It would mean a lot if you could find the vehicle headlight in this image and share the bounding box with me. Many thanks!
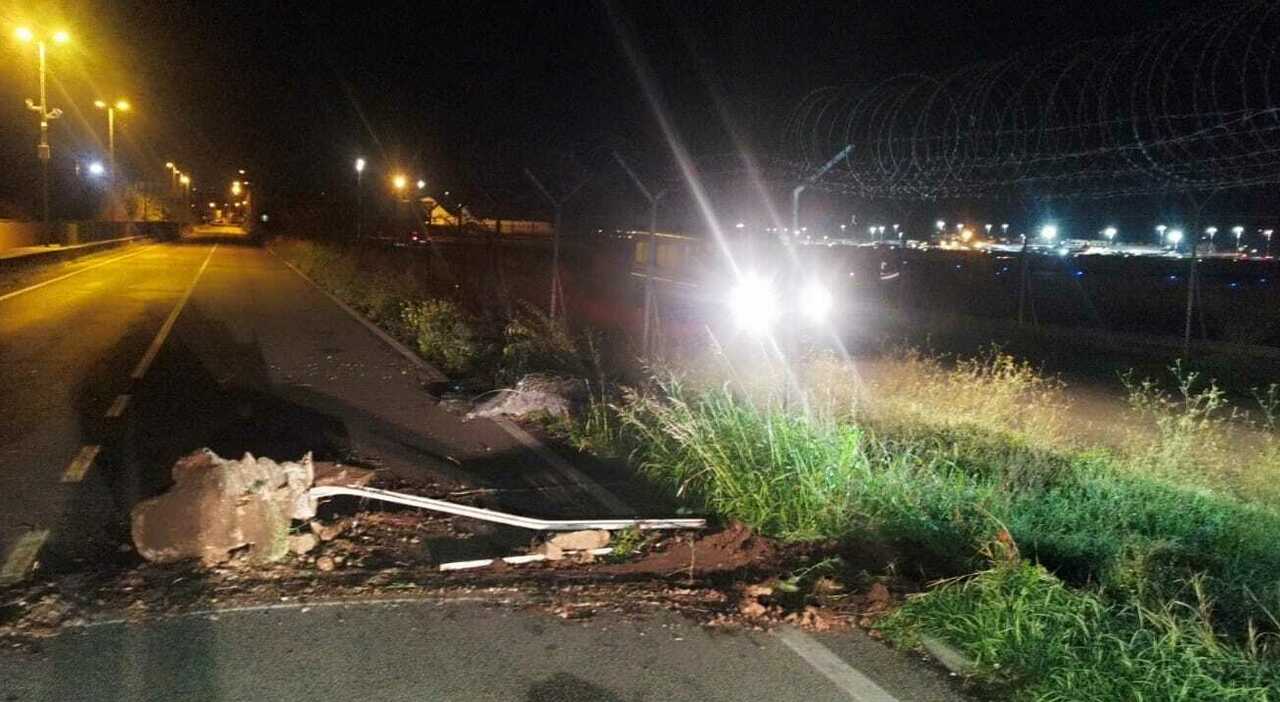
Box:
[799,281,833,324]
[729,273,778,335]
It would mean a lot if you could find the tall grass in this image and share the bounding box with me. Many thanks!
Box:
[596,357,1280,699]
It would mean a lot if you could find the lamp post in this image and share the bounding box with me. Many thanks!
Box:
[1264,229,1274,258]
[94,99,130,220]
[179,174,191,213]
[1156,224,1167,245]
[1205,227,1218,253]
[354,158,365,239]
[16,27,69,241]
[1232,226,1245,252]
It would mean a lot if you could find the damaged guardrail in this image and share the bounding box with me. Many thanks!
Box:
[309,485,706,532]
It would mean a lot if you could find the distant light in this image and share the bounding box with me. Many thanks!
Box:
[936,220,945,230]
[354,158,366,173]
[115,99,130,111]
[1233,226,1245,237]
[392,174,407,190]
[417,179,426,190]
[1040,224,1058,240]
[14,27,33,42]
[1167,229,1184,245]
[1156,224,1167,234]
[239,169,246,175]
[1001,223,1009,231]
[1206,226,1218,236]
[1103,226,1117,239]
[260,214,269,223]
[984,223,993,233]
[734,222,744,229]
[52,30,69,44]
[180,174,190,185]
[165,161,174,169]
[87,161,105,176]
[961,229,974,242]
[231,181,242,196]
[208,201,216,208]
[94,99,106,109]
[868,226,876,235]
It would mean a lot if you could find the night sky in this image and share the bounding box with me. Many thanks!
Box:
[0,1,1208,223]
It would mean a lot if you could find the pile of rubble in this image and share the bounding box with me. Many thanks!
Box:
[130,449,374,566]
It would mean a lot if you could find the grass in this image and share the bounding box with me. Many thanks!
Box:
[271,237,600,385]
[585,352,1280,700]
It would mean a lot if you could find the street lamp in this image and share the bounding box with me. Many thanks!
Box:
[354,157,366,239]
[936,219,945,232]
[1103,226,1117,244]
[231,180,242,197]
[87,161,105,177]
[15,26,70,237]
[1040,224,1058,241]
[1232,226,1245,251]
[1264,229,1274,257]
[94,99,130,220]
[416,179,426,191]
[179,173,191,210]
[1167,228,1184,252]
[1156,224,1167,244]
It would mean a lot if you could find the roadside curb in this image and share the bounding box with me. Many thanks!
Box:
[269,245,635,515]
[0,236,147,270]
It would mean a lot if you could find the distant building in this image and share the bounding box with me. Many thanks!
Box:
[420,197,552,236]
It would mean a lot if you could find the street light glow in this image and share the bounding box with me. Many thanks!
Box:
[1103,226,1117,239]
[392,174,407,190]
[87,161,104,176]
[179,174,190,185]
[15,27,33,42]
[936,220,945,230]
[1167,229,1184,245]
[52,30,69,44]
[354,157,365,173]
[115,99,130,111]
[1040,224,1058,240]
[416,179,426,190]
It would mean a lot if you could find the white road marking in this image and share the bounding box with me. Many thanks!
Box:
[775,626,901,702]
[61,445,101,482]
[0,244,155,303]
[105,393,131,418]
[271,246,635,515]
[0,529,50,585]
[131,245,216,380]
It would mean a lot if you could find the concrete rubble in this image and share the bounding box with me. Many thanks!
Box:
[466,374,587,421]
[130,450,372,566]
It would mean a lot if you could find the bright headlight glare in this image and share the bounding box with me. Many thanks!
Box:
[729,273,777,335]
[800,281,833,324]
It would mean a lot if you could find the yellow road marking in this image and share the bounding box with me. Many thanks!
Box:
[131,245,216,380]
[0,529,50,585]
[61,445,101,482]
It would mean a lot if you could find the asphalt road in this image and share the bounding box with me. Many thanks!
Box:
[0,227,969,701]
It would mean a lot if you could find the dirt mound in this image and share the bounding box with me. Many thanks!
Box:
[599,522,776,576]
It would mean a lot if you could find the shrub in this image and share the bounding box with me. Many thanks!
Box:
[401,299,479,377]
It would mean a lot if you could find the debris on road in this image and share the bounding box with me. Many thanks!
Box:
[130,450,317,565]
[309,484,705,532]
[312,462,376,488]
[466,374,586,421]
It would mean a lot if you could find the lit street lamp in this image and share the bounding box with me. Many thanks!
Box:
[1167,228,1184,252]
[1264,229,1274,258]
[15,26,70,237]
[1156,224,1167,244]
[354,157,366,239]
[1040,224,1058,241]
[1232,226,1245,251]
[1103,226,1117,245]
[94,99,130,220]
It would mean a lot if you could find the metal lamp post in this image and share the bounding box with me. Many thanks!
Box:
[94,99,130,220]
[16,27,69,241]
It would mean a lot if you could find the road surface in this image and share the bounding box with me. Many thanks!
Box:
[0,227,968,701]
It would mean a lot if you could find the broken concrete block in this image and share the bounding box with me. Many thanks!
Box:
[309,519,348,542]
[289,533,319,555]
[547,529,610,552]
[312,463,376,488]
[131,449,316,565]
[466,374,587,421]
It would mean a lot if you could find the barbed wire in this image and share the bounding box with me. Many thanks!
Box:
[773,0,1280,200]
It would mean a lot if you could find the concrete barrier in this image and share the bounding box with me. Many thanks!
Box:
[0,220,180,253]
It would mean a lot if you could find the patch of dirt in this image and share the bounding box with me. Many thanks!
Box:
[595,522,777,576]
